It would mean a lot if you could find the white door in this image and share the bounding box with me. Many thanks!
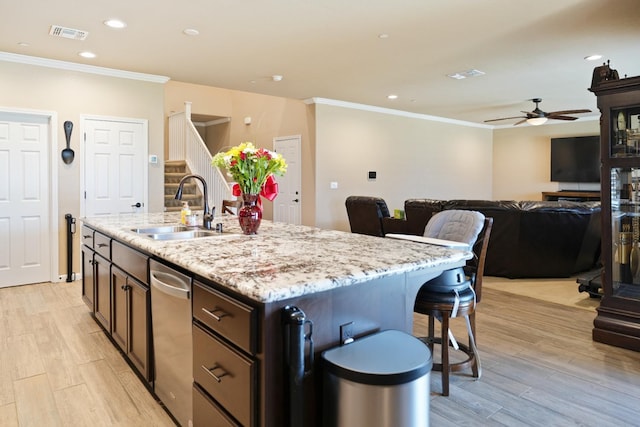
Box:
[83,117,147,216]
[273,135,301,225]
[0,112,51,287]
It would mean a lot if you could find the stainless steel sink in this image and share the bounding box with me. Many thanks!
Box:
[132,224,234,240]
[131,225,190,234]
[146,230,222,240]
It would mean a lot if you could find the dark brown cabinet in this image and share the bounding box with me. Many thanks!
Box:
[81,245,95,311]
[81,225,151,383]
[111,265,150,380]
[192,280,258,427]
[590,73,640,351]
[94,253,111,332]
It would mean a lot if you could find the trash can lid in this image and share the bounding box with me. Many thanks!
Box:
[321,330,432,386]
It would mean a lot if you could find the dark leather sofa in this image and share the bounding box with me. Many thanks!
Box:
[345,196,602,278]
[345,196,390,237]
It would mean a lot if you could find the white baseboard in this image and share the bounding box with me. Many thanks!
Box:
[57,272,79,282]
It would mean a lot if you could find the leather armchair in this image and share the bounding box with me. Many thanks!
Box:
[345,196,390,237]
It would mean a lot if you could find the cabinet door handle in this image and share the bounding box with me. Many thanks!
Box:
[201,364,228,383]
[83,234,92,239]
[201,307,228,321]
[97,243,108,248]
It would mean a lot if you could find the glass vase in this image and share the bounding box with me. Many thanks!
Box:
[238,193,262,235]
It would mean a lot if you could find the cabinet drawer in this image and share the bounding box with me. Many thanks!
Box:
[193,324,256,427]
[112,241,148,284]
[94,232,111,259]
[193,384,239,427]
[81,225,94,248]
[193,281,257,354]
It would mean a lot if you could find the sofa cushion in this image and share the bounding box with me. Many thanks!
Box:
[403,199,445,235]
[446,200,523,277]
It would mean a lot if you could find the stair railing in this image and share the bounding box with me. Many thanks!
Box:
[168,101,231,213]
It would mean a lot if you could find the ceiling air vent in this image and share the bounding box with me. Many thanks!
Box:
[49,25,89,41]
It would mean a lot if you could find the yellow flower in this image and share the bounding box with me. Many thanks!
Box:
[212,142,287,194]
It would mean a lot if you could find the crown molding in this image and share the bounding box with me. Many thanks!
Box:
[305,97,493,129]
[0,51,170,84]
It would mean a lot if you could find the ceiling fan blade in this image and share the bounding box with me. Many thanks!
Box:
[547,115,579,121]
[521,110,542,117]
[484,116,527,123]
[547,109,592,115]
[513,118,528,126]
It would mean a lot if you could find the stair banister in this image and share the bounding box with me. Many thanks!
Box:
[168,101,231,212]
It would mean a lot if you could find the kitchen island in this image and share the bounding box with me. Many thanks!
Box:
[81,212,471,426]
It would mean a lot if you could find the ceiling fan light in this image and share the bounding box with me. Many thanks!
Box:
[527,117,548,126]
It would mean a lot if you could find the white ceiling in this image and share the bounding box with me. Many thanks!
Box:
[2,0,639,126]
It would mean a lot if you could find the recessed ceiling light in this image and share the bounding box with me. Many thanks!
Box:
[447,69,485,80]
[584,54,602,61]
[17,42,30,47]
[78,51,96,59]
[447,73,466,80]
[378,33,389,39]
[272,75,283,82]
[104,19,127,29]
[387,94,398,100]
[183,28,200,36]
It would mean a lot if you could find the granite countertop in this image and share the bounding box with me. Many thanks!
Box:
[82,212,472,303]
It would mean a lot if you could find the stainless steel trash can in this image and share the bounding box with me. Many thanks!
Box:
[322,329,432,427]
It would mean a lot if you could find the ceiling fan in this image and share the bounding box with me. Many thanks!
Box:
[484,98,592,126]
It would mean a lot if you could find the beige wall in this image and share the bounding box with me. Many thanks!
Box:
[0,61,165,279]
[0,59,603,279]
[164,81,315,223]
[314,103,494,231]
[492,120,600,200]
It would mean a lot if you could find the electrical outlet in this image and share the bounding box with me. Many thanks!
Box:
[340,322,354,345]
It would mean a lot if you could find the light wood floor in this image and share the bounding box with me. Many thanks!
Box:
[2,278,639,426]
[417,276,640,426]
[0,280,174,427]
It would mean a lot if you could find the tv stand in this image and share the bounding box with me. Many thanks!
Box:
[541,191,600,202]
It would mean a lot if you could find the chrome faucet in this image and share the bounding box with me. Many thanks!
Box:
[174,174,214,230]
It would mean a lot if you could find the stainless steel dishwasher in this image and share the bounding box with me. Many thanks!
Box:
[150,259,193,427]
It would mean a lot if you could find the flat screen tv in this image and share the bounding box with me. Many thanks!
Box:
[550,135,600,183]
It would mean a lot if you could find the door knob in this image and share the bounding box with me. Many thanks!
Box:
[131,202,141,208]
[293,199,299,203]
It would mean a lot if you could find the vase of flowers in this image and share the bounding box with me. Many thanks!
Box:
[212,142,287,234]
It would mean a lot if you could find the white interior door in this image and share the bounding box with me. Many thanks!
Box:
[83,117,147,216]
[0,112,51,287]
[273,135,301,225]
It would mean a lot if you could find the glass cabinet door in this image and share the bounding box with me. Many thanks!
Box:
[610,107,640,157]
[610,166,640,300]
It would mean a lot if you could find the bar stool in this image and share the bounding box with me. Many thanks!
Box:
[222,199,242,215]
[413,211,493,396]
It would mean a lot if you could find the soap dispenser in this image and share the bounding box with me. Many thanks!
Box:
[180,202,191,225]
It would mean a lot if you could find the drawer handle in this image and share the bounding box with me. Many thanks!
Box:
[201,364,228,383]
[97,243,108,248]
[201,307,228,321]
[83,234,92,239]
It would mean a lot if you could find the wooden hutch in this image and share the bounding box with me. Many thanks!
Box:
[590,67,640,351]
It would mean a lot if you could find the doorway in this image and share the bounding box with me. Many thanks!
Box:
[273,135,301,225]
[0,109,58,287]
[82,116,148,217]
